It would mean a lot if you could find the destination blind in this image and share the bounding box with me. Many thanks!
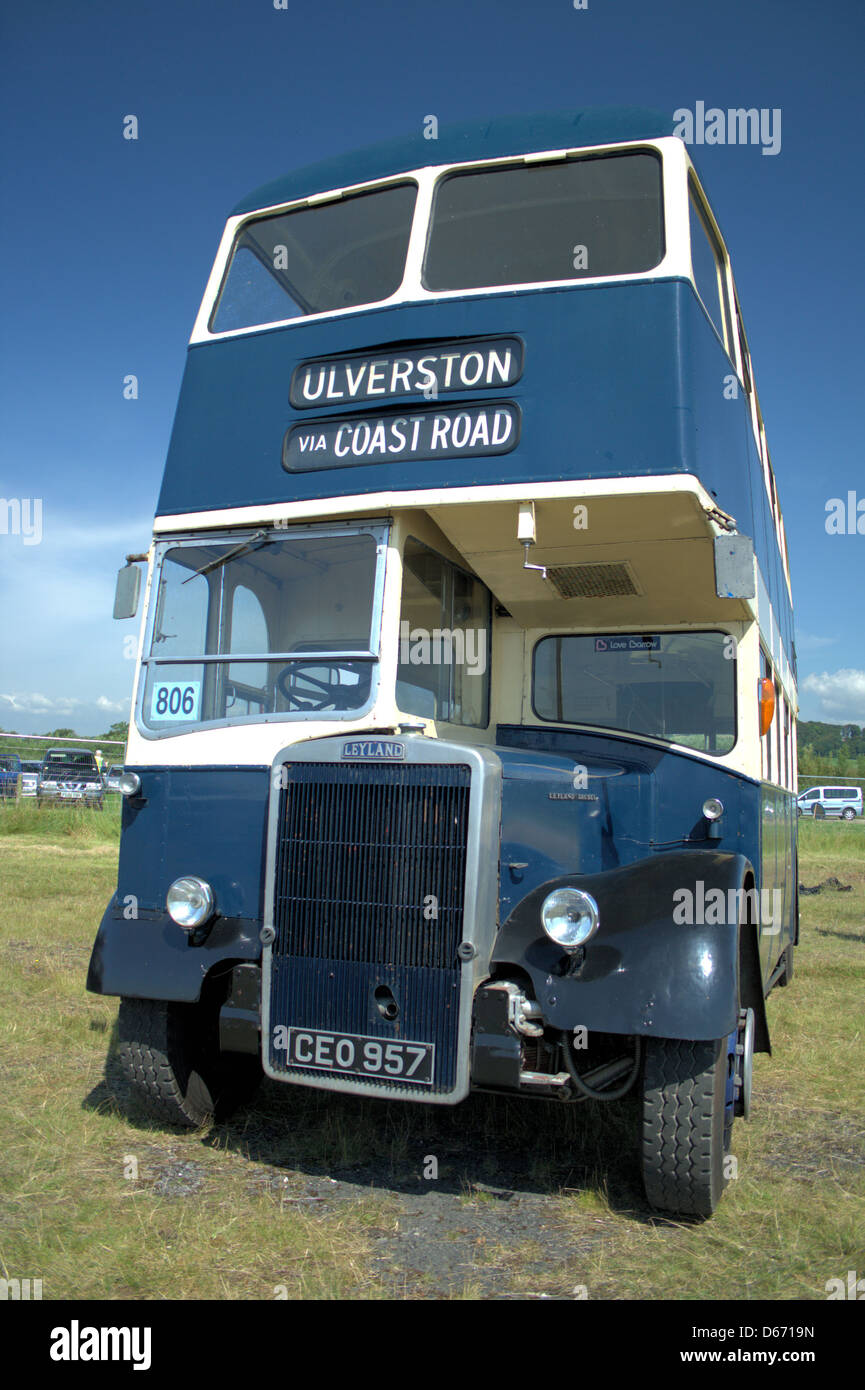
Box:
[282,402,520,471]
[290,336,522,408]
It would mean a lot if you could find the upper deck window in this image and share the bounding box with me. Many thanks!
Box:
[423,151,664,291]
[688,178,733,351]
[210,182,417,332]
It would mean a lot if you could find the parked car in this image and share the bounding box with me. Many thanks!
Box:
[797,785,863,820]
[38,748,105,810]
[0,754,22,800]
[104,764,126,792]
[21,760,41,797]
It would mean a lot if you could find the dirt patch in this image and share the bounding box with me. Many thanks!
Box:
[243,1161,620,1297]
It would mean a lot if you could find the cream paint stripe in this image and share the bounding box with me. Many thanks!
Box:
[153,473,724,533]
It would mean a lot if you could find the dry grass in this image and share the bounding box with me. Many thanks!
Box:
[0,812,862,1300]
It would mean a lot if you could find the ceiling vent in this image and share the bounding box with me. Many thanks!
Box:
[546,561,640,599]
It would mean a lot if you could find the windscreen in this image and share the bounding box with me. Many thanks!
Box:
[141,530,383,731]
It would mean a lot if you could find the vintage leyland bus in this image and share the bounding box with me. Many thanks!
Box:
[89,111,798,1217]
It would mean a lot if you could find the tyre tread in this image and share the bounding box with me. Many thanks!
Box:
[118,997,213,1128]
[641,1036,726,1218]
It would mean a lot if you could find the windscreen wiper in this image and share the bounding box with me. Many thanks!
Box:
[181,530,275,583]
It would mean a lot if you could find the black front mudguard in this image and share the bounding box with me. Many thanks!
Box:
[493,850,768,1049]
[86,897,261,1002]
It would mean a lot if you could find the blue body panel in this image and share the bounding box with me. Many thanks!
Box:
[88,766,269,1001]
[115,766,270,919]
[493,729,793,1042]
[496,727,796,957]
[495,727,764,921]
[159,279,793,670]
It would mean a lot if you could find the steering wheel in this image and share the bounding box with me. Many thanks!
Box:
[276,662,369,712]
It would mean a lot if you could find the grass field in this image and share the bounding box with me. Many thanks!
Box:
[0,800,862,1300]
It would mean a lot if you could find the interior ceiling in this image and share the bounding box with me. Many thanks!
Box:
[425,491,752,628]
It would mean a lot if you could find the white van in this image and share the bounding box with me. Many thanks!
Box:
[797,785,863,820]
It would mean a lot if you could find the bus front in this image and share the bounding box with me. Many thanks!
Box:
[89,112,796,1219]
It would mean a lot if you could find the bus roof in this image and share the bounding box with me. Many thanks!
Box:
[231,108,676,215]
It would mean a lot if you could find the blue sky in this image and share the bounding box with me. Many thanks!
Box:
[0,0,863,734]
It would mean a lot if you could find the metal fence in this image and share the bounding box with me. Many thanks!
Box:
[797,772,865,794]
[0,732,125,774]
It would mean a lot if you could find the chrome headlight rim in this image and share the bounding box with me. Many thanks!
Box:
[166,875,215,930]
[540,887,600,952]
[116,771,141,796]
[702,797,724,822]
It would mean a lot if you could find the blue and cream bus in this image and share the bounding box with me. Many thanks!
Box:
[90,110,797,1217]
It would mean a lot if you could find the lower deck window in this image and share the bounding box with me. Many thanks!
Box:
[533,631,736,753]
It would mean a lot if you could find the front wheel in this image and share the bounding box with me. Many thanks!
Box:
[641,1035,731,1218]
[117,996,261,1128]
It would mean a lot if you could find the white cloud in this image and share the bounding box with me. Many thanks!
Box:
[802,669,865,723]
[795,632,838,653]
[0,692,126,717]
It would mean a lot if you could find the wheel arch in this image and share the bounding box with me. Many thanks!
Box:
[737,867,771,1054]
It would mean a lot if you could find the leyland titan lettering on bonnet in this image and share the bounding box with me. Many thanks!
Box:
[90,110,798,1220]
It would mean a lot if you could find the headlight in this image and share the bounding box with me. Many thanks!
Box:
[540,888,599,951]
[702,797,724,821]
[166,876,215,929]
[116,771,141,796]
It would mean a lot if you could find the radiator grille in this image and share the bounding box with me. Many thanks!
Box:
[268,761,471,1095]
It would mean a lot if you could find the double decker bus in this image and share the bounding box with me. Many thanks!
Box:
[90,110,797,1218]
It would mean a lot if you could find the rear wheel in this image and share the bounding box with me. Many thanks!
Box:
[117,996,261,1128]
[842,807,855,821]
[641,1035,731,1218]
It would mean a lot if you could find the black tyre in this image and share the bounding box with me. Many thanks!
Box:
[117,996,261,1128]
[842,807,855,821]
[641,1035,730,1219]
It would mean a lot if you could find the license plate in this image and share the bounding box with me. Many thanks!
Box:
[60,787,82,798]
[284,1028,434,1084]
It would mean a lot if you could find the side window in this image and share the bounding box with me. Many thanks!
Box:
[760,649,773,782]
[733,295,753,395]
[397,538,490,727]
[782,694,791,790]
[688,178,733,354]
[779,693,786,789]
